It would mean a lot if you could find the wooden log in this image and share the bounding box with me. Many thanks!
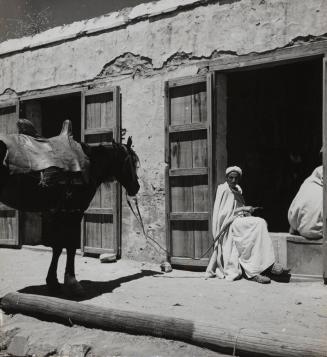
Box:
[1,292,326,357]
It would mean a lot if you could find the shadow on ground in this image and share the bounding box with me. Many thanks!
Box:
[269,273,291,283]
[18,269,162,301]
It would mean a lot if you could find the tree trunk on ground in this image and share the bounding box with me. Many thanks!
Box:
[1,292,326,357]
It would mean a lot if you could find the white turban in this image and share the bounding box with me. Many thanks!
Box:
[226,166,242,176]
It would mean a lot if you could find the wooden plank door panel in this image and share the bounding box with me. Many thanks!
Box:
[192,84,207,123]
[193,175,208,212]
[170,87,192,125]
[194,221,210,259]
[81,87,121,256]
[170,176,208,213]
[0,101,19,246]
[171,221,194,258]
[165,75,213,267]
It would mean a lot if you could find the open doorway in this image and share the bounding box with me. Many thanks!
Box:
[20,93,81,139]
[226,58,322,232]
[19,92,81,245]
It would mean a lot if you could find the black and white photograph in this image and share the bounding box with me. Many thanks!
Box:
[0,0,326,356]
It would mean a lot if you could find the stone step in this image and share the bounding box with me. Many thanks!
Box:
[270,233,323,280]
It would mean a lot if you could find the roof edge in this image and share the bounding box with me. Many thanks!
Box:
[0,0,209,57]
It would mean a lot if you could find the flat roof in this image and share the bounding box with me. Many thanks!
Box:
[0,0,206,57]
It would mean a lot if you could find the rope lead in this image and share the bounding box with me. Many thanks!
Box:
[126,193,171,258]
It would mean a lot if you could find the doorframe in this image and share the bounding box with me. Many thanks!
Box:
[18,89,84,247]
[207,39,327,72]
[206,41,327,280]
[17,86,122,257]
[19,87,83,102]
[210,51,325,190]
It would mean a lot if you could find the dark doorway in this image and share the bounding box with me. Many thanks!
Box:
[40,94,81,139]
[20,92,81,140]
[226,58,322,232]
[19,92,81,245]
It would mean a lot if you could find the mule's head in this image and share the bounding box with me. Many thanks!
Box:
[113,137,140,196]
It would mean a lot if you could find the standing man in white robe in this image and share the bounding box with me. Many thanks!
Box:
[205,166,286,284]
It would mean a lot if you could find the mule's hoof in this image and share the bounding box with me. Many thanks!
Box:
[46,278,61,294]
[64,274,85,298]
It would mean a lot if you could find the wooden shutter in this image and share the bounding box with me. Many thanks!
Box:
[81,87,121,256]
[323,57,327,283]
[165,74,214,266]
[0,101,20,246]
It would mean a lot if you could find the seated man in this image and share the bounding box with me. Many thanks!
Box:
[205,166,285,284]
[288,166,323,239]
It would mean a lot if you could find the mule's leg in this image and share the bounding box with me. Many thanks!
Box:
[61,214,86,297]
[65,247,76,276]
[46,247,62,292]
[64,247,85,297]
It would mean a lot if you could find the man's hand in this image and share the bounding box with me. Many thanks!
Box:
[234,206,263,216]
[234,206,253,214]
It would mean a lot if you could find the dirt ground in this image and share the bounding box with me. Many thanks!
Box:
[0,247,327,357]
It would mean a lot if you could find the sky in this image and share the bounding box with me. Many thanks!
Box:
[0,0,155,43]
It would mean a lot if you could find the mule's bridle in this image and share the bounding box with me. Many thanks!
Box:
[121,145,138,185]
[126,193,239,261]
[126,193,171,257]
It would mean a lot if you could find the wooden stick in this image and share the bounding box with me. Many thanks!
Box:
[1,292,326,357]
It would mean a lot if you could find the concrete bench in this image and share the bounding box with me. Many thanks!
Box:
[270,233,323,279]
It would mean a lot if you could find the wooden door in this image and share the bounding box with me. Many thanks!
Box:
[165,74,214,266]
[323,57,327,283]
[0,101,19,246]
[81,87,121,256]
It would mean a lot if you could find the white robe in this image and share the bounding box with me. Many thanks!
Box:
[288,166,323,239]
[208,182,275,281]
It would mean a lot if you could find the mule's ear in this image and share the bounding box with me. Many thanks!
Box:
[127,136,132,148]
[121,128,127,142]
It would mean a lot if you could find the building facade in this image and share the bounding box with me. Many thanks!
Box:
[0,0,326,277]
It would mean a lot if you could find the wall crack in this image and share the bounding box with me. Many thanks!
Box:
[6,32,327,97]
[96,50,239,79]
[96,31,327,81]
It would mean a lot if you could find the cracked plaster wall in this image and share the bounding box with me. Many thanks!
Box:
[0,0,327,262]
[1,0,327,94]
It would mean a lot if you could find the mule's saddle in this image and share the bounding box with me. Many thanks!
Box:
[0,119,89,185]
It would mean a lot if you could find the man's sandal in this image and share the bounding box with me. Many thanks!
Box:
[252,274,271,284]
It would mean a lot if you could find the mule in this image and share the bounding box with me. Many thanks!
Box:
[0,120,140,296]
